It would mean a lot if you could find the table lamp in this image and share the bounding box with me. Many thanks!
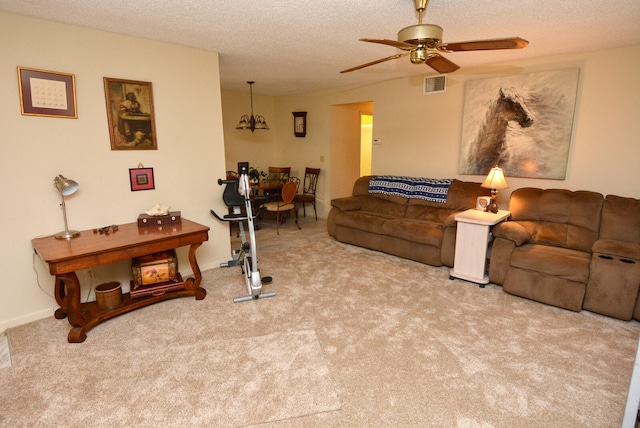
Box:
[53,174,80,239]
[481,166,509,213]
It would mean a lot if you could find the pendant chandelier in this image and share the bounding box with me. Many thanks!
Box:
[236,81,269,133]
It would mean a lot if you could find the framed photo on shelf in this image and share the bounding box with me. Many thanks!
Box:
[17,67,77,118]
[129,167,155,191]
[104,77,158,150]
[476,196,491,211]
[293,111,307,137]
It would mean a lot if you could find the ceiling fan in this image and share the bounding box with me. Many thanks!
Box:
[341,0,528,74]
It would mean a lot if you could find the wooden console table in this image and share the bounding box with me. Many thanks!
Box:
[32,219,209,343]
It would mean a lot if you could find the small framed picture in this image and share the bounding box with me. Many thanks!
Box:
[17,67,77,118]
[476,196,491,211]
[129,167,155,191]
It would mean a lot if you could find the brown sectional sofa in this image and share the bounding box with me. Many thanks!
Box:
[329,177,640,321]
[489,188,640,320]
[327,176,486,267]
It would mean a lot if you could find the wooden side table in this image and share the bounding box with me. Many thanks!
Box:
[449,209,511,286]
[32,219,209,342]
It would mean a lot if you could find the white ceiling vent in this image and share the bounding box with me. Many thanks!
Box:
[423,75,447,94]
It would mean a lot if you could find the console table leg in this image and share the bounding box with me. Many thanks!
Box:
[188,242,203,288]
[53,277,68,319]
[58,272,90,327]
[187,242,207,299]
[68,327,87,343]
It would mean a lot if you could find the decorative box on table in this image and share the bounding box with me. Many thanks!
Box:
[130,250,184,298]
[137,211,181,227]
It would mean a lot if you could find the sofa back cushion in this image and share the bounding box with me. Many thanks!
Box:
[599,195,640,243]
[351,176,408,217]
[406,180,486,222]
[508,188,604,252]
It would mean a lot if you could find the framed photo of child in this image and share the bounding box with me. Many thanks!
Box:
[104,77,158,150]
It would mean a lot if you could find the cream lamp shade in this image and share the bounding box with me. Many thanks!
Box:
[480,166,508,213]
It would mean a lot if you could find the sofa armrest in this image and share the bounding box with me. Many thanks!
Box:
[331,197,362,212]
[442,212,458,229]
[492,222,531,246]
[592,239,640,261]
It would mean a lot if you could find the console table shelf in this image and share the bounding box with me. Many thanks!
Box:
[32,219,209,343]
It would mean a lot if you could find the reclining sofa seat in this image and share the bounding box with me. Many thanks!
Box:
[583,195,640,320]
[327,176,485,267]
[489,188,604,312]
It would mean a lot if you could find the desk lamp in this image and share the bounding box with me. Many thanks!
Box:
[481,166,509,213]
[53,174,80,239]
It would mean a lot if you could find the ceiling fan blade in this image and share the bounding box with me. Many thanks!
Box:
[426,54,460,74]
[360,38,414,50]
[340,53,409,73]
[440,37,529,52]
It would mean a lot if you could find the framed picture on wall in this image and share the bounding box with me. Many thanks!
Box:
[458,68,580,179]
[129,167,155,191]
[104,77,158,150]
[17,67,77,119]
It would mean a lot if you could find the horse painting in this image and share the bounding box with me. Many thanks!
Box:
[465,87,534,175]
[459,69,579,179]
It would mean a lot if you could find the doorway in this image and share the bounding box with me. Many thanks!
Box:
[329,101,373,199]
[360,114,373,176]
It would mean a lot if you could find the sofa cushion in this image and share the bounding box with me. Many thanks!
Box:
[333,211,396,234]
[599,195,640,243]
[358,195,408,218]
[509,244,591,283]
[381,219,444,247]
[508,188,603,253]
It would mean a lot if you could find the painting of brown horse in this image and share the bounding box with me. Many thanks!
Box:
[459,69,580,179]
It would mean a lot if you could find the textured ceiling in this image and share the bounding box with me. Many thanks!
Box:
[2,0,639,96]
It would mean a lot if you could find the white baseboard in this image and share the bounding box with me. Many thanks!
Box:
[0,308,53,334]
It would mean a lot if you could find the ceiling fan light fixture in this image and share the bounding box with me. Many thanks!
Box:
[410,48,427,64]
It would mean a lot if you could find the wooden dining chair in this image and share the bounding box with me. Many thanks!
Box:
[294,167,320,220]
[266,166,291,201]
[267,166,290,183]
[262,180,300,234]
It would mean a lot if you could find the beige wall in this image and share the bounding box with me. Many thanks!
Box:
[0,13,231,330]
[224,44,640,218]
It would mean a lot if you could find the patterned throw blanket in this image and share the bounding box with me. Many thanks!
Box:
[368,176,453,203]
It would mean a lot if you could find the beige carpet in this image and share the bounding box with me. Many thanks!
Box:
[2,218,640,427]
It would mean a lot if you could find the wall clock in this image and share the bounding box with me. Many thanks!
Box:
[293,111,307,137]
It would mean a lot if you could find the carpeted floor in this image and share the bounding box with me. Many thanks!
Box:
[2,217,639,427]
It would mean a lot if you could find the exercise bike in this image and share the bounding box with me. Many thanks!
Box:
[210,162,275,303]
